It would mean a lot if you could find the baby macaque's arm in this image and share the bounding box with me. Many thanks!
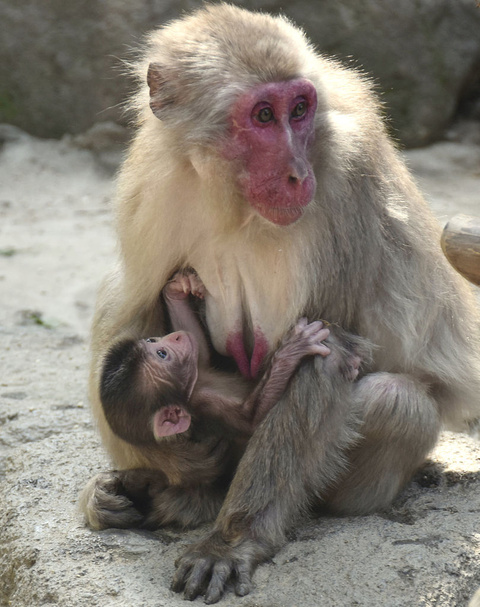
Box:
[247,319,330,426]
[163,269,210,366]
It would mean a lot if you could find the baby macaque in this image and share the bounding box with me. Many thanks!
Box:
[100,270,345,444]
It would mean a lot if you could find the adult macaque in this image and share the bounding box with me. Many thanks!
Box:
[100,270,337,442]
[81,4,480,603]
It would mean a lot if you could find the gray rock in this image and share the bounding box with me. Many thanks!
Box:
[0,0,479,146]
[67,121,131,173]
[0,0,185,138]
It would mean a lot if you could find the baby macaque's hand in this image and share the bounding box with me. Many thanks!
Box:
[164,269,206,301]
[276,318,331,363]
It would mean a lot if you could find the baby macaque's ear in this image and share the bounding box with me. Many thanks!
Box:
[153,405,191,439]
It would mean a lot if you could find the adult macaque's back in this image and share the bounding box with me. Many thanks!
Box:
[82,4,480,602]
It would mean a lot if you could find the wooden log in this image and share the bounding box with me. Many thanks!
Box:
[441,214,480,286]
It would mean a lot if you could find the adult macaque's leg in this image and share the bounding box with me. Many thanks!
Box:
[172,365,440,603]
[326,372,440,514]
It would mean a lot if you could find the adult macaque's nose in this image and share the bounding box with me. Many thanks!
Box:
[288,158,308,184]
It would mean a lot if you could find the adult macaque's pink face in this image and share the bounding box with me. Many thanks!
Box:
[222,79,317,226]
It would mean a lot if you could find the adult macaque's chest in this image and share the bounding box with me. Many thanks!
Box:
[189,236,307,379]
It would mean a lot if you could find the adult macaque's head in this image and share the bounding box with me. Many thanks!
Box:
[144,2,322,229]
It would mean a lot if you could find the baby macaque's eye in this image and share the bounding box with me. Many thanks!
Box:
[157,348,168,360]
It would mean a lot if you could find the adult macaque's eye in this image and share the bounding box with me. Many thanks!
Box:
[255,106,274,123]
[157,348,168,360]
[291,101,307,119]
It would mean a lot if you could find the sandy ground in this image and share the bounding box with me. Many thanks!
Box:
[0,123,480,606]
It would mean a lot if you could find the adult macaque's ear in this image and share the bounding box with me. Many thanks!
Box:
[147,62,179,119]
[153,405,191,439]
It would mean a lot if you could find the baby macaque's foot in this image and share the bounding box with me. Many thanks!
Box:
[164,268,206,300]
[277,318,331,363]
[323,327,372,382]
[341,351,362,381]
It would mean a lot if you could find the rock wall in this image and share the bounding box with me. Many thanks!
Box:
[0,0,479,146]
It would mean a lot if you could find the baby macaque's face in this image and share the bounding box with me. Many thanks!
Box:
[141,332,200,439]
[142,331,199,371]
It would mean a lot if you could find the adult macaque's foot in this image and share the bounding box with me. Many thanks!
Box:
[172,531,259,604]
